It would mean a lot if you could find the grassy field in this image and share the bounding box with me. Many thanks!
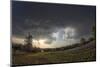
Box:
[12,41,96,66]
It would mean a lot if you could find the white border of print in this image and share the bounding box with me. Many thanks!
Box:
[0,0,100,67]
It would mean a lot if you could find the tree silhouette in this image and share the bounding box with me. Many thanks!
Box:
[80,38,86,44]
[92,25,96,40]
[24,32,33,51]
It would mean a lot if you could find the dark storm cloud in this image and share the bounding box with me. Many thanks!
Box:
[12,1,96,39]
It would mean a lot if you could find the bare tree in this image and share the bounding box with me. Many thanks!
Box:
[24,32,33,51]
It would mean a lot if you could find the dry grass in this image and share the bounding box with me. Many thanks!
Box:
[12,41,96,66]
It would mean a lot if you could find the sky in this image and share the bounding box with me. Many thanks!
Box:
[12,1,96,48]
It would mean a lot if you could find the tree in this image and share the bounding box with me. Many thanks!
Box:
[80,38,86,44]
[92,25,96,40]
[88,37,94,42]
[24,32,33,51]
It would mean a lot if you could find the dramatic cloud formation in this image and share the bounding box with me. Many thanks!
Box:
[12,1,96,48]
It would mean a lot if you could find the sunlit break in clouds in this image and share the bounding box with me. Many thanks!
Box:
[50,27,79,48]
[12,1,96,48]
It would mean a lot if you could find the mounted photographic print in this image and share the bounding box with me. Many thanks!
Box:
[12,0,96,66]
